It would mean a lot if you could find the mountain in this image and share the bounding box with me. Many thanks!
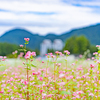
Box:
[0,23,100,49]
[0,29,44,49]
[59,23,100,45]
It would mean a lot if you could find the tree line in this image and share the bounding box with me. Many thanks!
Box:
[63,35,97,55]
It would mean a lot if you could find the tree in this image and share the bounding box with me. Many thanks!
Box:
[63,35,91,54]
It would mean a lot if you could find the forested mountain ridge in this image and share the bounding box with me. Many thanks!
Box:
[0,23,100,49]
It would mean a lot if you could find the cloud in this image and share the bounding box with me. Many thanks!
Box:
[0,0,100,36]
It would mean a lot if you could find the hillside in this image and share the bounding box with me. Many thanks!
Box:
[60,23,100,45]
[0,23,100,49]
[0,29,44,49]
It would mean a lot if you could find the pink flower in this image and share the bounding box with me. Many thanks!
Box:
[89,93,94,96]
[90,64,95,68]
[59,74,65,78]
[70,75,73,79]
[58,63,62,67]
[72,63,75,65]
[82,75,86,78]
[3,56,7,59]
[42,61,44,63]
[58,82,65,86]
[39,90,43,93]
[20,44,23,47]
[24,51,31,59]
[64,50,70,55]
[2,59,5,61]
[93,52,98,55]
[55,51,59,54]
[24,51,36,59]
[39,77,43,81]
[94,89,97,92]
[32,72,36,75]
[31,52,36,56]
[77,91,83,95]
[24,38,30,42]
[0,91,4,94]
[24,81,28,85]
[79,55,82,58]
[92,57,94,60]
[47,94,52,98]
[0,56,3,59]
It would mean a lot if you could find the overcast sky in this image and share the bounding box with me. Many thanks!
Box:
[0,0,100,36]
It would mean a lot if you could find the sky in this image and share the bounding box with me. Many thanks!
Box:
[0,0,100,36]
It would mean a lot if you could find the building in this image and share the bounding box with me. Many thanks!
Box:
[40,39,52,56]
[40,39,64,56]
[53,39,64,51]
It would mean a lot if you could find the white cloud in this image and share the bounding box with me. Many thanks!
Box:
[0,0,100,36]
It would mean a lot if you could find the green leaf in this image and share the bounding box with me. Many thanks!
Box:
[18,49,24,51]
[98,50,100,53]
[31,64,36,67]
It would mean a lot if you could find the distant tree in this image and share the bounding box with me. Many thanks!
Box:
[0,43,19,56]
[0,42,33,56]
[63,35,93,54]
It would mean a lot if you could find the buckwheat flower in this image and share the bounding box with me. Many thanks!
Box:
[97,71,99,74]
[23,62,25,65]
[93,52,98,55]
[58,82,65,86]
[12,52,15,55]
[70,75,73,79]
[79,54,82,58]
[39,77,43,81]
[96,45,99,47]
[3,56,7,59]
[2,59,5,61]
[82,75,86,78]
[39,90,43,93]
[55,51,59,54]
[72,63,75,65]
[92,57,94,60]
[31,52,36,56]
[58,52,63,56]
[20,44,23,47]
[32,72,36,75]
[59,74,65,78]
[89,93,94,96]
[90,64,95,68]
[0,56,3,59]
[24,81,28,85]
[24,38,30,42]
[48,53,52,55]
[64,50,70,55]
[47,94,52,98]
[0,91,4,93]
[11,97,14,99]
[42,61,44,63]
[15,50,18,53]
[58,63,61,67]
[24,51,31,59]
[77,91,83,95]
[94,89,97,92]
[51,55,56,58]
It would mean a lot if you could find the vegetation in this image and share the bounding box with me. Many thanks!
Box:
[63,35,97,55]
[0,43,19,56]
[0,38,100,99]
[0,42,39,57]
[0,24,100,50]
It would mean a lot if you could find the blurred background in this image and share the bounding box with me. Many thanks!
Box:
[0,0,100,57]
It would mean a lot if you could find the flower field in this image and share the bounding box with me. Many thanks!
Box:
[0,38,100,100]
